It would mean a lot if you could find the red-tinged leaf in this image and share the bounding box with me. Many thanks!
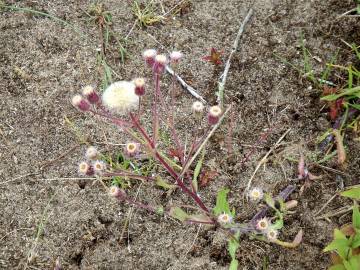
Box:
[202,48,223,66]
[168,148,181,160]
[199,170,218,187]
[323,86,337,96]
[329,102,338,121]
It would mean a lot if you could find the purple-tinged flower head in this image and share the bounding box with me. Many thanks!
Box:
[93,160,106,175]
[109,186,127,201]
[85,146,98,160]
[82,85,100,104]
[248,187,264,202]
[143,49,157,67]
[153,54,168,74]
[208,105,222,125]
[72,95,90,112]
[217,213,233,224]
[170,51,183,64]
[256,217,270,231]
[133,78,146,96]
[266,228,279,242]
[78,161,94,176]
[124,142,140,158]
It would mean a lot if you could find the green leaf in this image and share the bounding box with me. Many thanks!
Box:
[228,232,240,259]
[155,176,177,190]
[353,205,360,230]
[341,188,360,199]
[229,259,239,270]
[192,148,206,193]
[321,86,360,101]
[272,218,284,230]
[352,233,360,248]
[343,259,354,270]
[329,264,346,270]
[334,229,347,240]
[185,214,213,224]
[264,193,275,209]
[349,255,360,270]
[169,207,189,222]
[213,188,231,215]
[349,103,360,110]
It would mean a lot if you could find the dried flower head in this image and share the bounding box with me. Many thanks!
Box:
[248,187,264,202]
[217,213,233,224]
[192,101,204,114]
[256,217,270,231]
[82,85,99,104]
[78,161,93,176]
[208,105,222,125]
[102,81,139,114]
[109,186,126,201]
[72,95,90,112]
[93,160,106,175]
[143,49,157,66]
[170,51,183,63]
[85,146,98,160]
[266,228,279,242]
[125,142,140,157]
[153,54,168,74]
[133,78,145,96]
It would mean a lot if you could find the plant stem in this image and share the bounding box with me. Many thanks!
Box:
[129,113,209,213]
[153,73,160,145]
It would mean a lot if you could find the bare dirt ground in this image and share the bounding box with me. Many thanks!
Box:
[0,0,359,269]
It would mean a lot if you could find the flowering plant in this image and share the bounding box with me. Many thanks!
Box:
[72,49,302,269]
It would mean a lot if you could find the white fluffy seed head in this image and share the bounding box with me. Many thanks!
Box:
[192,101,204,113]
[248,187,264,201]
[217,213,233,224]
[102,81,139,114]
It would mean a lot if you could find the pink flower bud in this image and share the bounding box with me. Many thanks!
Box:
[85,146,98,160]
[153,54,167,74]
[143,49,157,67]
[82,85,99,104]
[133,78,145,96]
[72,95,90,111]
[208,105,222,125]
[109,186,127,201]
[170,51,183,63]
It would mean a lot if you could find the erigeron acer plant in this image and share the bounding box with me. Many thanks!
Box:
[72,49,302,269]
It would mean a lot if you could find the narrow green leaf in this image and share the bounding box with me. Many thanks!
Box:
[341,188,360,199]
[329,264,346,270]
[323,239,348,252]
[213,188,231,215]
[272,218,284,230]
[321,86,360,101]
[349,103,360,110]
[155,176,177,190]
[349,255,360,270]
[229,259,239,270]
[264,193,275,209]
[192,148,206,193]
[228,232,240,259]
[352,233,360,248]
[335,229,348,240]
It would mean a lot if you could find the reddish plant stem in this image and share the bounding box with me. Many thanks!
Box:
[129,113,209,213]
[124,197,157,213]
[90,109,133,127]
[153,73,160,145]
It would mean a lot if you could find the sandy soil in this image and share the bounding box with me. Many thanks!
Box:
[1,0,359,269]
